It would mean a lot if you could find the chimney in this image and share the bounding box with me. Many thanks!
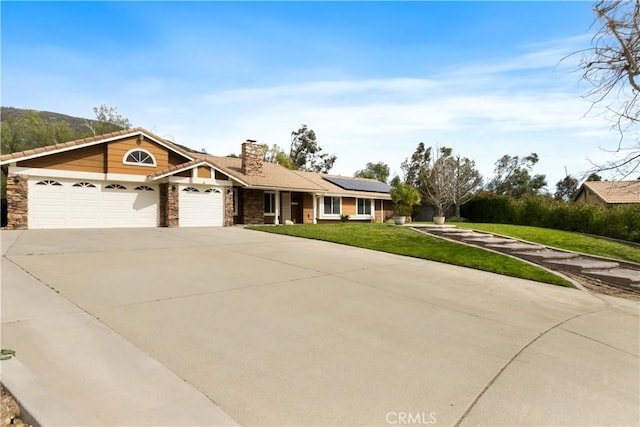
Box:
[241,140,264,176]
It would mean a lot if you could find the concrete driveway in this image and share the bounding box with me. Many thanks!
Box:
[2,227,638,426]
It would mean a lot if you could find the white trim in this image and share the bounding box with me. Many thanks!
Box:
[274,190,280,224]
[319,195,342,219]
[264,191,276,216]
[166,176,232,186]
[11,166,152,183]
[312,194,318,224]
[0,130,194,166]
[123,148,157,167]
[354,198,374,219]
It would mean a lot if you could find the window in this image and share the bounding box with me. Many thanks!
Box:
[123,149,156,166]
[182,187,200,192]
[36,180,63,186]
[264,192,275,216]
[72,182,96,188]
[105,184,127,190]
[323,196,341,215]
[205,188,221,193]
[134,185,154,191]
[357,198,372,216]
[233,188,239,216]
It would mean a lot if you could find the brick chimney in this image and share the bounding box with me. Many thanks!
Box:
[241,140,264,176]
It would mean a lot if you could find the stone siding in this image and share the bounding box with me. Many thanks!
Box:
[241,142,264,176]
[166,183,179,227]
[6,173,28,230]
[224,187,234,226]
[243,189,264,224]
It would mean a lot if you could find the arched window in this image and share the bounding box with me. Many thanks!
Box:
[72,182,96,188]
[35,180,63,186]
[182,187,200,192]
[134,185,155,191]
[105,184,127,190]
[123,149,156,167]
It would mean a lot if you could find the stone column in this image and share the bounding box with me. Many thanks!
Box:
[224,187,234,227]
[6,173,29,230]
[167,183,179,227]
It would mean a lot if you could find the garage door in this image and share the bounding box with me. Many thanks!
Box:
[179,185,224,227]
[28,178,158,229]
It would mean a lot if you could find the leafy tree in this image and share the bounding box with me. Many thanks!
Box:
[400,142,431,187]
[85,104,131,136]
[264,144,296,169]
[354,161,390,183]
[452,155,483,218]
[578,0,640,177]
[390,183,421,217]
[289,125,336,173]
[486,153,547,198]
[1,110,74,154]
[554,175,579,201]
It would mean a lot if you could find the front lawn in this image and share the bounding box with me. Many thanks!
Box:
[250,223,573,287]
[448,223,640,264]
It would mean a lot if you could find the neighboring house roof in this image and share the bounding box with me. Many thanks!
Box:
[574,181,640,204]
[0,127,194,165]
[292,171,392,199]
[149,159,221,181]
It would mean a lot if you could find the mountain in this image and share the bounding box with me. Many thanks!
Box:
[1,106,95,135]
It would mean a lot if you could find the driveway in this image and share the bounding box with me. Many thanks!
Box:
[2,227,638,426]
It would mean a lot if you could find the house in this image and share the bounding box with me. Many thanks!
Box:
[573,180,640,205]
[0,128,392,229]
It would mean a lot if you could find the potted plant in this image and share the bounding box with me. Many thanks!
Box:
[390,183,421,225]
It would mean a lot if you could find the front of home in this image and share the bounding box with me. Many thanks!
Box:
[1,128,392,230]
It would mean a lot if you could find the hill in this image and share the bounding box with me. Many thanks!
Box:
[1,106,94,135]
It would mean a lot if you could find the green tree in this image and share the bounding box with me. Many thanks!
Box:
[419,147,456,217]
[1,110,74,154]
[85,104,131,136]
[400,142,431,187]
[486,153,547,198]
[289,125,336,173]
[452,155,483,218]
[390,183,421,217]
[354,162,390,183]
[554,175,579,201]
[264,144,296,169]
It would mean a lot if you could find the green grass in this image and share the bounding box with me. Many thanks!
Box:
[448,223,640,264]
[249,223,573,287]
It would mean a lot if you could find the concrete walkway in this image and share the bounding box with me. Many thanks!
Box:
[1,227,639,426]
[415,224,640,293]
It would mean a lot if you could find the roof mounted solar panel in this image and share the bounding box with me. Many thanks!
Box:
[322,176,392,193]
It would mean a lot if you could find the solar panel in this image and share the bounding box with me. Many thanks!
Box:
[322,176,392,193]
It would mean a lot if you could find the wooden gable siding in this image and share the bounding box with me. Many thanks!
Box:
[17,144,106,173]
[106,136,171,175]
[214,170,228,180]
[169,151,190,167]
[198,166,211,178]
[175,170,192,177]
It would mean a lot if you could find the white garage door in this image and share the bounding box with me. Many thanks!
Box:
[179,185,224,227]
[28,178,158,229]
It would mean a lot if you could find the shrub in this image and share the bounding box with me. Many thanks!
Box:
[462,193,640,243]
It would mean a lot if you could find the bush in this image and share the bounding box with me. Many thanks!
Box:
[462,193,640,243]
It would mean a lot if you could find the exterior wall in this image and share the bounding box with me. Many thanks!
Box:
[18,144,106,173]
[375,200,393,223]
[243,189,264,224]
[575,187,605,205]
[342,197,356,217]
[5,173,28,230]
[197,166,211,179]
[169,151,189,167]
[224,187,234,226]
[302,193,314,224]
[215,170,229,181]
[241,143,264,176]
[106,136,171,175]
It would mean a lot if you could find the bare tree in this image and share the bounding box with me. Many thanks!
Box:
[580,0,640,177]
[452,155,483,218]
[419,147,456,217]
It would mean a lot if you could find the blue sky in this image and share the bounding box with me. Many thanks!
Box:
[1,1,626,187]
